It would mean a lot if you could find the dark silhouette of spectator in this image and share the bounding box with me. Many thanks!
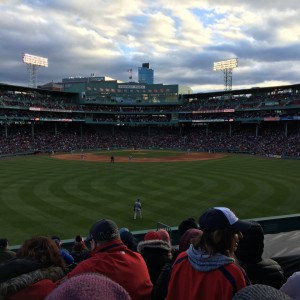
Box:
[51,236,75,266]
[45,273,131,300]
[178,217,198,237]
[63,219,153,300]
[0,236,67,300]
[0,238,16,263]
[119,228,138,252]
[235,221,286,289]
[172,217,199,262]
[166,207,251,300]
[71,235,89,263]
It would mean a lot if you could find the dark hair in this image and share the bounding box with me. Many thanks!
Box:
[0,238,8,249]
[193,229,237,257]
[75,235,83,243]
[0,239,8,248]
[17,236,66,268]
[72,235,88,252]
[178,218,198,237]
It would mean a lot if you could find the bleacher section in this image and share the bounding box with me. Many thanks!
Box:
[0,83,300,158]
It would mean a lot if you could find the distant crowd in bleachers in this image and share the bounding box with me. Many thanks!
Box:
[0,123,299,157]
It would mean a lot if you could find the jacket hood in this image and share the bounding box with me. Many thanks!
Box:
[137,239,171,253]
[0,266,66,299]
[186,245,234,272]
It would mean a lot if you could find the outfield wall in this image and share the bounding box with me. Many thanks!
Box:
[10,213,300,251]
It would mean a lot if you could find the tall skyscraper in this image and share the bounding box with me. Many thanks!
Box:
[138,63,154,84]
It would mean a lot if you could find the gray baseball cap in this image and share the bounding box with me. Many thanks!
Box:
[86,219,120,242]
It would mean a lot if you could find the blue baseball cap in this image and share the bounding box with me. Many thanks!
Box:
[199,207,251,233]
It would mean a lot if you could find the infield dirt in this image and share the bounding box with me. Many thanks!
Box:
[54,151,226,163]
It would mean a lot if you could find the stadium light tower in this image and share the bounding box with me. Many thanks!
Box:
[213,58,238,91]
[22,53,48,88]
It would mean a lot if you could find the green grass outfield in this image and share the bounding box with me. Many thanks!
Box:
[0,150,300,245]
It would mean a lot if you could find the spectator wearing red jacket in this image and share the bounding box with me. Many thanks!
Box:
[166,207,251,300]
[64,219,153,300]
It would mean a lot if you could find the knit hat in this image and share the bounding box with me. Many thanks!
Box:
[144,231,161,241]
[119,227,129,235]
[233,284,292,300]
[280,271,300,300]
[199,207,251,233]
[45,273,131,300]
[179,228,203,253]
[120,230,137,251]
[86,219,120,242]
[157,229,171,243]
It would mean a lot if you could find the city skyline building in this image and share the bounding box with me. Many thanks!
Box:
[138,63,154,84]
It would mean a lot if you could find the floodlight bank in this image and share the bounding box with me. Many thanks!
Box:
[22,53,48,67]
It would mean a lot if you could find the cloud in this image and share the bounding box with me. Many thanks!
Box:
[0,0,300,92]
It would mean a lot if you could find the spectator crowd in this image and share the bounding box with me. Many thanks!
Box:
[0,123,300,157]
[1,207,300,299]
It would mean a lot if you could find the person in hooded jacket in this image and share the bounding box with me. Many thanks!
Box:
[137,231,173,286]
[235,221,286,289]
[166,207,251,300]
[0,236,67,300]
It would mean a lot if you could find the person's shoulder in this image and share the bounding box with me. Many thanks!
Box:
[260,258,282,267]
[1,249,16,256]
[225,262,246,275]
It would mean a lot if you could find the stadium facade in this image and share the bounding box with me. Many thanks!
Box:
[62,75,192,105]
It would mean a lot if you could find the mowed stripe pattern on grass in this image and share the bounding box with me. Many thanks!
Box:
[0,153,299,244]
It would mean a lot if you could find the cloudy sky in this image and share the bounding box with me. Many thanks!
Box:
[1,0,300,92]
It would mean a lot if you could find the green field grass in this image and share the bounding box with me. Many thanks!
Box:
[1,151,300,245]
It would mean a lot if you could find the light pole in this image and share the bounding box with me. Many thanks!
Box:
[213,58,238,91]
[22,53,48,88]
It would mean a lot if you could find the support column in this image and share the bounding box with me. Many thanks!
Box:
[31,122,35,139]
[284,122,288,137]
[5,124,8,138]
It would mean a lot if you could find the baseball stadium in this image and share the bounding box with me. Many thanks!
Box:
[1,78,300,294]
[1,79,300,241]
